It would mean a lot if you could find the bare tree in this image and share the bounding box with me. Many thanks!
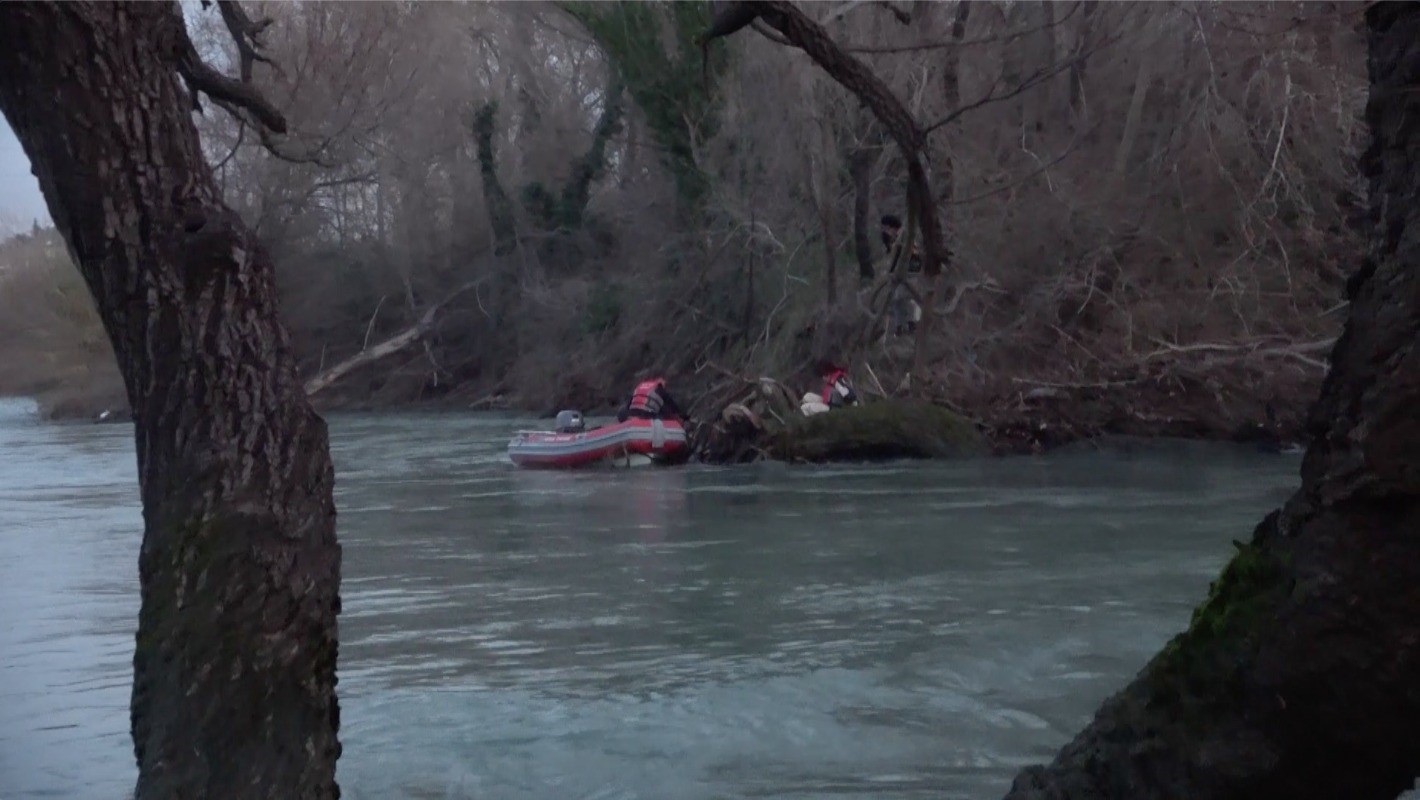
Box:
[0,4,340,798]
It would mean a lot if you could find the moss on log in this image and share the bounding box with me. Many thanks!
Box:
[768,400,985,462]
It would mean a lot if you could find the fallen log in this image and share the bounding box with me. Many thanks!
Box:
[769,399,986,461]
[697,398,985,464]
[303,281,480,398]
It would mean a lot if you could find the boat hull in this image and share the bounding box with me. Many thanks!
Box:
[507,418,689,469]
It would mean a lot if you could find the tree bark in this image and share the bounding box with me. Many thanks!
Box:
[849,144,877,281]
[0,4,341,799]
[472,101,519,256]
[1068,2,1098,118]
[1005,5,1420,798]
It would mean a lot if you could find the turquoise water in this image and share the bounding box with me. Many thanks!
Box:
[0,400,1301,799]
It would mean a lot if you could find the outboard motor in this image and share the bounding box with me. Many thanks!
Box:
[554,409,586,434]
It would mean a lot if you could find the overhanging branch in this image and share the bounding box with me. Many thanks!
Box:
[176,52,287,133]
[701,1,947,278]
[172,0,288,136]
[216,0,277,83]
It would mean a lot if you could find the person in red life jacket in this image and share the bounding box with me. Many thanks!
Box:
[816,359,860,409]
[616,375,685,422]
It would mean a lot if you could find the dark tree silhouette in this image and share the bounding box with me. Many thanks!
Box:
[1004,4,1420,798]
[0,3,341,798]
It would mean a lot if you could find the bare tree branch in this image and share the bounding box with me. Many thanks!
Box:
[213,119,246,172]
[208,96,339,166]
[170,0,286,133]
[944,122,1101,207]
[844,1,1084,54]
[924,31,1123,135]
[175,49,287,133]
[305,281,483,397]
[216,0,276,83]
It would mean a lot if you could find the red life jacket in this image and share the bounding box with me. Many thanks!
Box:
[629,379,665,415]
[821,368,847,404]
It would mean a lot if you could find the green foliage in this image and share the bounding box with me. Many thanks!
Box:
[519,82,625,234]
[557,78,625,230]
[561,0,729,217]
[1184,536,1286,646]
[1146,517,1291,715]
[520,182,559,229]
[476,80,624,245]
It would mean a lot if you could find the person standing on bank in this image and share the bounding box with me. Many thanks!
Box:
[880,214,922,337]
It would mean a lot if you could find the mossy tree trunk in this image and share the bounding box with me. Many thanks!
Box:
[556,77,625,231]
[0,4,341,798]
[563,0,726,220]
[472,101,520,257]
[1005,6,1420,798]
[520,76,626,233]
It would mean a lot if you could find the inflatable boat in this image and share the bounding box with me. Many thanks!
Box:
[507,417,690,469]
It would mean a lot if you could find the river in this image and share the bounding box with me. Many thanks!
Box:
[0,398,1302,799]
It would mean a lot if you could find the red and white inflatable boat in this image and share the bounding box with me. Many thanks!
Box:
[507,417,690,469]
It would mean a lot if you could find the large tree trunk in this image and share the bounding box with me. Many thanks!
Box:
[0,4,341,799]
[1005,5,1420,799]
[472,102,519,257]
[848,144,877,281]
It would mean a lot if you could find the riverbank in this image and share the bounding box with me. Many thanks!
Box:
[967,367,1313,455]
[19,357,1313,460]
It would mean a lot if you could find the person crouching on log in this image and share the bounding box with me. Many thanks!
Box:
[818,360,861,409]
[617,375,686,422]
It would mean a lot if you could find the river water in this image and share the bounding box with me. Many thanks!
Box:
[0,398,1302,799]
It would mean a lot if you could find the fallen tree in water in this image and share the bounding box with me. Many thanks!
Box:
[696,396,984,464]
[770,401,985,461]
[304,281,481,398]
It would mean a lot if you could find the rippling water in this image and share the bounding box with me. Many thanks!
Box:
[0,398,1301,799]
